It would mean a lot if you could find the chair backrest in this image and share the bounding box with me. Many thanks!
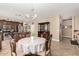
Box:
[14,32,31,42]
[26,32,31,37]
[41,32,48,40]
[10,39,17,56]
[45,34,52,51]
[48,34,52,50]
[41,32,46,37]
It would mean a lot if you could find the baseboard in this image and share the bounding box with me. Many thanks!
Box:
[62,36,72,39]
[52,38,59,42]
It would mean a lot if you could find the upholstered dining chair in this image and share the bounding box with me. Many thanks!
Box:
[37,34,52,56]
[9,35,17,56]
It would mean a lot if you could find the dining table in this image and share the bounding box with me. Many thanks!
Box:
[16,37,45,55]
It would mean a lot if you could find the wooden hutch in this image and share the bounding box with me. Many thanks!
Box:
[0,20,23,50]
[38,22,50,50]
[0,32,2,50]
[38,22,50,39]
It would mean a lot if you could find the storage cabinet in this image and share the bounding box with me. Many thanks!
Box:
[0,20,22,40]
[38,22,50,38]
[0,32,3,50]
[0,20,22,32]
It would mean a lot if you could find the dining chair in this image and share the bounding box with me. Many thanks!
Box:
[37,34,52,56]
[9,36,17,56]
[41,32,46,38]
[26,32,30,37]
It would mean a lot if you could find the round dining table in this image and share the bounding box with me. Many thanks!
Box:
[16,37,45,55]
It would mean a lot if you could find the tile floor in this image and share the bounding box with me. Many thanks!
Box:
[52,38,79,56]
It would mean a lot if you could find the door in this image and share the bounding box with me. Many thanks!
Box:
[62,19,72,39]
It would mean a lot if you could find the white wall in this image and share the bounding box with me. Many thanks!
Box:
[72,16,79,40]
[72,16,75,40]
[74,16,79,30]
[34,16,60,41]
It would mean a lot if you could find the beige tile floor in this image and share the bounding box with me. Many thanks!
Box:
[52,38,79,56]
[0,37,79,56]
[0,40,11,56]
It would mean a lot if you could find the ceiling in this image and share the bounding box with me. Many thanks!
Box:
[0,3,79,22]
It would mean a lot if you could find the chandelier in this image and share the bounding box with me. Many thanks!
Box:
[25,8,37,20]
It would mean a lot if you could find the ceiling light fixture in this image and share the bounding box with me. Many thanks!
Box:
[26,8,37,20]
[25,3,37,22]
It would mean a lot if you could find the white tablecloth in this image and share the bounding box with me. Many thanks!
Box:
[16,37,45,55]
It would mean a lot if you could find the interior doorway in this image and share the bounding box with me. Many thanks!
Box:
[61,19,72,41]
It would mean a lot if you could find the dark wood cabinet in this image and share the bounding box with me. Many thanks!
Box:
[0,32,3,50]
[0,20,22,32]
[0,20,23,40]
[38,22,50,38]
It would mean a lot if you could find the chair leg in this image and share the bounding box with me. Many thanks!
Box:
[15,52,17,56]
[49,51,51,56]
[11,53,13,56]
[11,52,17,56]
[50,52,51,56]
[11,51,13,56]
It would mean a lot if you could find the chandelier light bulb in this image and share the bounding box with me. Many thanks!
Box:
[26,14,30,18]
[26,8,37,20]
[34,14,37,18]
